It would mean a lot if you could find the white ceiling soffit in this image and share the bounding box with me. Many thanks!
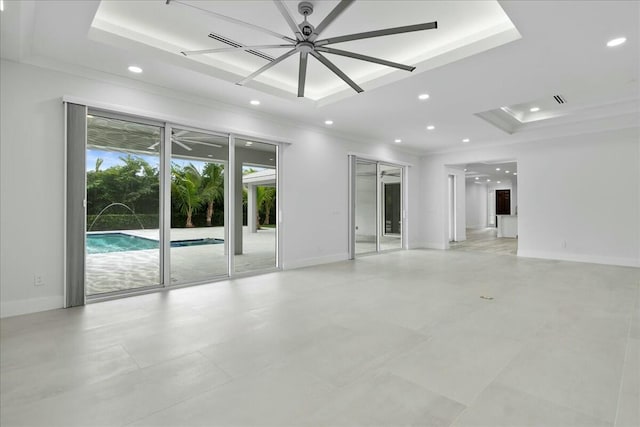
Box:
[89,0,520,105]
[475,81,639,135]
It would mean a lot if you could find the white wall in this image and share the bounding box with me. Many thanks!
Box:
[420,128,640,267]
[466,181,488,228]
[0,59,421,317]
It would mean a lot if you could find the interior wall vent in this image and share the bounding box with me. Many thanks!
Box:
[553,95,566,104]
[208,33,275,62]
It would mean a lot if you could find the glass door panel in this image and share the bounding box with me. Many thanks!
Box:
[170,128,229,284]
[380,164,402,251]
[85,115,161,295]
[234,138,277,273]
[355,160,377,255]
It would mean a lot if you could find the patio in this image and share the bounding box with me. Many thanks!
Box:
[86,226,276,295]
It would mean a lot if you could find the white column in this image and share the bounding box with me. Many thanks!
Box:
[248,184,257,233]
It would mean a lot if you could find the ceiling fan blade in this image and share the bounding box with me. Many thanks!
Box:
[273,0,304,41]
[174,138,223,148]
[316,46,415,72]
[310,51,363,93]
[169,0,296,43]
[315,21,437,46]
[171,138,193,151]
[182,44,294,56]
[237,48,298,86]
[298,52,308,97]
[307,0,355,42]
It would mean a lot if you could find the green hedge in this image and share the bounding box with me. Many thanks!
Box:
[87,214,159,231]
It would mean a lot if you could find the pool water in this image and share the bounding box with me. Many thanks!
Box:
[87,233,223,254]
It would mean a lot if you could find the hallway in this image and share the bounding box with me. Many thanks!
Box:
[449,228,518,256]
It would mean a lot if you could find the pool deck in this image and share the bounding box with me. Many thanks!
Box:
[86,226,276,295]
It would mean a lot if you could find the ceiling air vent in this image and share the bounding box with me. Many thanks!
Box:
[553,95,566,104]
[208,33,275,62]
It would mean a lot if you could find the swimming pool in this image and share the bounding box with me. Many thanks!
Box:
[86,233,224,254]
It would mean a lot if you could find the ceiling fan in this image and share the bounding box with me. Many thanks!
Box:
[148,130,223,151]
[166,0,437,97]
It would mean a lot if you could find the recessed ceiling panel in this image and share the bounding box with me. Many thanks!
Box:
[91,0,519,102]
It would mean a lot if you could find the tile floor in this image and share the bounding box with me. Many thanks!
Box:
[1,249,638,426]
[450,228,518,256]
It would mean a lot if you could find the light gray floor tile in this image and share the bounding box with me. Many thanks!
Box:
[129,364,335,426]
[453,383,609,426]
[615,338,639,427]
[301,372,466,426]
[495,320,628,423]
[384,330,524,405]
[0,352,230,427]
[1,249,638,427]
[1,344,139,408]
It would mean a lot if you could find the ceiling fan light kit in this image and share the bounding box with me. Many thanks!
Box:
[168,0,438,97]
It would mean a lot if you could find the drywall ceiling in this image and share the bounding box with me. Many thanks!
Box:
[90,0,518,102]
[1,1,638,153]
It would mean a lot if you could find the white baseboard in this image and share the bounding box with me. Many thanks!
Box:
[517,249,640,268]
[1,296,65,319]
[282,252,350,270]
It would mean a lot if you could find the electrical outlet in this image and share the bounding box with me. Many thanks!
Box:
[34,274,45,286]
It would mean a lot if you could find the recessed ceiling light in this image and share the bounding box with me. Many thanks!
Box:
[496,168,501,171]
[529,107,540,112]
[497,181,501,184]
[475,177,479,180]
[462,138,470,143]
[487,179,491,182]
[394,139,402,143]
[269,158,274,161]
[513,172,517,176]
[464,168,467,172]
[128,65,143,74]
[426,125,435,130]
[0,0,4,12]
[324,120,334,125]
[207,154,213,157]
[607,37,626,47]
[86,114,94,119]
[250,100,260,106]
[245,141,253,146]
[505,170,510,173]
[418,93,430,100]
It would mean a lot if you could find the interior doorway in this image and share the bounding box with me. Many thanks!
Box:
[448,160,518,256]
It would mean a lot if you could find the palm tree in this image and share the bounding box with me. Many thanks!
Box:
[171,163,203,228]
[262,187,276,226]
[201,163,224,226]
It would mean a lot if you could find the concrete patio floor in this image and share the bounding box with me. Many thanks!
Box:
[86,226,276,295]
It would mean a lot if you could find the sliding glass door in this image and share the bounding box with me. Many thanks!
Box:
[234,138,277,273]
[355,160,377,255]
[169,128,229,284]
[380,164,402,251]
[78,108,281,300]
[351,157,404,257]
[85,114,162,295]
